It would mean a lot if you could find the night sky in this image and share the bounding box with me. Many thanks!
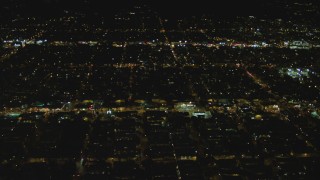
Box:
[1,0,288,18]
[1,0,319,19]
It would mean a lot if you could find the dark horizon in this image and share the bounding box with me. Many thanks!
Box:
[2,0,318,19]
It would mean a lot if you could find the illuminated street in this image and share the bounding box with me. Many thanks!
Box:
[1,0,320,179]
